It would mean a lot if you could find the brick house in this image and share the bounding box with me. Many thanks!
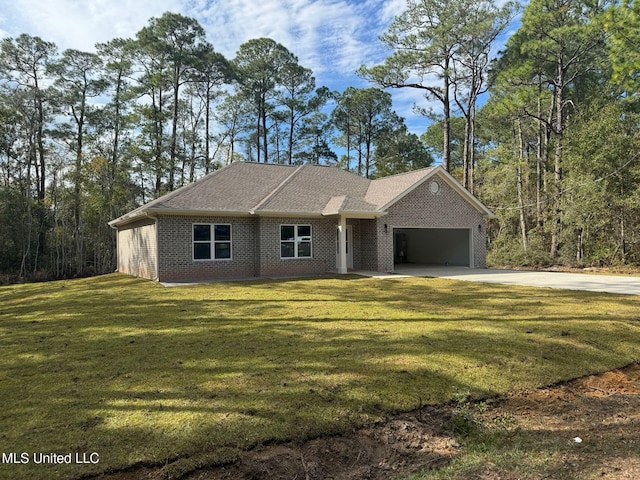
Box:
[108,162,495,282]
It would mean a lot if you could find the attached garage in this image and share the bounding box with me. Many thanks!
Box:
[393,227,472,267]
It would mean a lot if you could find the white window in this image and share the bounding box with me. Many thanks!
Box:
[193,224,232,260]
[280,225,312,258]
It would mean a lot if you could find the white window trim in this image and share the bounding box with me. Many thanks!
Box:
[280,224,313,259]
[192,223,233,261]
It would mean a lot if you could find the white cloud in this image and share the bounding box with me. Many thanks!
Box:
[377,0,407,25]
[0,0,390,87]
[188,0,393,90]
[0,0,509,138]
[2,0,180,51]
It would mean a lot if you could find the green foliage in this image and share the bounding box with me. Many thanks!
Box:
[561,101,640,265]
[487,229,554,268]
[361,0,518,173]
[331,87,404,177]
[603,0,640,102]
[232,38,297,163]
[449,393,483,438]
[373,125,433,177]
[476,0,640,267]
[421,116,466,169]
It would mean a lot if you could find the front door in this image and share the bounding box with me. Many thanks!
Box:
[336,225,353,270]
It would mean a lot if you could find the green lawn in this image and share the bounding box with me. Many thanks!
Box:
[1,273,639,479]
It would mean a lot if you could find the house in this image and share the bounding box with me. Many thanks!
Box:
[108,162,496,282]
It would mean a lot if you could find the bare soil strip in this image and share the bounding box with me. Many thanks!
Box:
[93,363,640,480]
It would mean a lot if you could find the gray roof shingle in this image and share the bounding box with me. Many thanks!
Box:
[109,162,493,227]
[254,164,373,214]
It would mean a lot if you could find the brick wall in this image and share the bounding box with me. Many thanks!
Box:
[152,215,342,282]
[374,175,487,271]
[256,217,337,277]
[350,220,362,270]
[359,219,379,271]
[156,215,258,282]
[117,218,158,280]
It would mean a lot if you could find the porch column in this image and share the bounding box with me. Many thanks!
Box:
[337,215,348,274]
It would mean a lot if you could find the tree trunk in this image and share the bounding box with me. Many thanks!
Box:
[261,101,269,163]
[550,62,564,259]
[516,120,528,252]
[576,227,583,265]
[169,68,181,191]
[288,109,295,165]
[442,63,451,172]
[620,212,626,264]
[205,85,211,174]
[462,116,470,189]
[469,106,476,195]
[34,76,46,202]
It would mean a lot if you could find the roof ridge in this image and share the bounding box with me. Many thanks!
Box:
[250,164,305,212]
[322,195,347,215]
[370,166,438,183]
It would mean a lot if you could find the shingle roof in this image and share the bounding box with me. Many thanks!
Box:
[365,167,437,208]
[109,161,494,227]
[254,164,373,214]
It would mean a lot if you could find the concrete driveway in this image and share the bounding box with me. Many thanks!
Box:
[388,265,640,295]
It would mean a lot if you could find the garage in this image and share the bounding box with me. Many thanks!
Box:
[393,228,472,267]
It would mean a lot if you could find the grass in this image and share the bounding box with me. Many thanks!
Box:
[1,273,639,479]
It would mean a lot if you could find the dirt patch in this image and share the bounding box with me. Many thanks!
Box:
[186,406,458,480]
[477,362,640,479]
[92,363,640,480]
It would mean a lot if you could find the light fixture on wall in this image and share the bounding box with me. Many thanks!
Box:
[384,224,388,233]
[478,224,482,232]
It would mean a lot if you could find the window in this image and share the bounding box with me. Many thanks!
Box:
[193,224,232,260]
[281,225,312,258]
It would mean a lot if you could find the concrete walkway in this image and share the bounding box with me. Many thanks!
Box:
[361,265,640,296]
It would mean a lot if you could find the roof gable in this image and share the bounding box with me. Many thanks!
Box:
[365,167,437,208]
[372,166,496,218]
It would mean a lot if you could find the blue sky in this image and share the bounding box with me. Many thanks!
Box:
[0,0,520,138]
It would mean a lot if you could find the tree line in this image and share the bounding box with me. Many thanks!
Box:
[479,0,640,267]
[0,12,430,281]
[1,0,640,282]
[363,0,640,268]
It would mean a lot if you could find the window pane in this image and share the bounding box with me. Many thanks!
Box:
[193,224,211,242]
[281,242,295,257]
[214,242,231,259]
[214,224,231,242]
[297,225,311,238]
[281,225,295,241]
[194,243,211,260]
[298,241,311,257]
